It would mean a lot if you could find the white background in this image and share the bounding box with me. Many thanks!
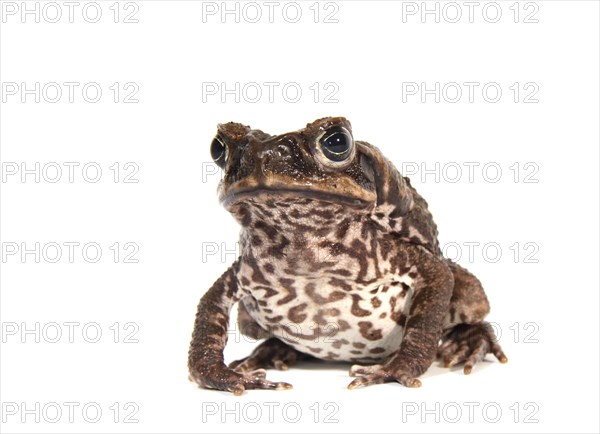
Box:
[1,1,599,433]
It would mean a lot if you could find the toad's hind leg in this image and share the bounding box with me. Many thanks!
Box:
[230,300,314,372]
[438,262,508,373]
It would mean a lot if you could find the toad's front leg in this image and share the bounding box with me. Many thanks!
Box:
[188,262,292,395]
[348,246,454,389]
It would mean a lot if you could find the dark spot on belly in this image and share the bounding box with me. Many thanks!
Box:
[352,342,366,349]
[307,346,322,353]
[371,296,382,308]
[255,286,278,298]
[350,350,362,355]
[379,312,387,319]
[329,268,352,277]
[241,277,250,286]
[369,286,388,296]
[351,294,372,317]
[329,277,353,292]
[306,283,346,304]
[389,296,408,325]
[358,321,383,341]
[264,263,275,274]
[247,259,270,285]
[369,347,386,354]
[265,315,284,323]
[336,319,351,332]
[288,303,308,323]
[313,314,327,326]
[323,351,340,360]
[277,280,297,305]
[332,338,349,349]
[313,308,341,326]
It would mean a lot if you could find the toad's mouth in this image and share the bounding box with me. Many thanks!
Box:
[220,184,375,209]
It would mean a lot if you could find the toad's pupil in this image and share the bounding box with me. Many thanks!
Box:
[321,132,352,161]
[211,137,226,167]
[325,134,348,153]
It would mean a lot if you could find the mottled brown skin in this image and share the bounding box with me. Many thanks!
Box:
[188,117,507,395]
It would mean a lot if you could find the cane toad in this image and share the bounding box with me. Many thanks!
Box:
[188,117,507,395]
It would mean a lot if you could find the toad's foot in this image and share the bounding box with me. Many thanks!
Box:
[189,363,292,396]
[347,361,422,389]
[229,337,313,373]
[437,322,508,374]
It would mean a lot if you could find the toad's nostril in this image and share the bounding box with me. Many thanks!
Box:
[276,136,299,156]
[277,144,290,156]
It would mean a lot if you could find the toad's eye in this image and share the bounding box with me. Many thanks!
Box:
[318,127,354,162]
[210,136,227,169]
